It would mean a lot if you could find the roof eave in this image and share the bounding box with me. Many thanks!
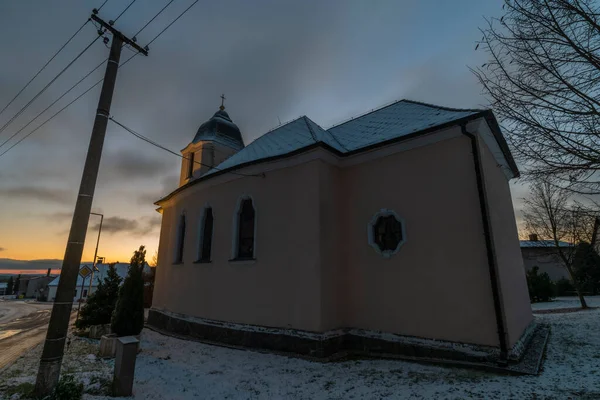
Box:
[155,111,514,205]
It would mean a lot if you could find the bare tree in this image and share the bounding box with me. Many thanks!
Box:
[522,179,597,308]
[150,250,158,268]
[473,0,600,194]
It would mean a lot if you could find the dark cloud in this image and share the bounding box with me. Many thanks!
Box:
[0,258,62,272]
[90,215,161,237]
[137,174,179,205]
[0,186,72,204]
[105,150,170,179]
[0,247,5,252]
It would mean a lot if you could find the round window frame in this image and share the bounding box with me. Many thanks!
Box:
[367,209,406,258]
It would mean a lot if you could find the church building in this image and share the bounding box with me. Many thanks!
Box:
[149,99,536,367]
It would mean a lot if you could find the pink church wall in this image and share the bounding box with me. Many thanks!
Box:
[335,135,499,347]
[154,161,325,331]
[478,138,533,347]
[154,125,531,349]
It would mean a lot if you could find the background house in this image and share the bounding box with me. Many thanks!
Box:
[0,282,7,296]
[46,262,151,302]
[520,234,572,281]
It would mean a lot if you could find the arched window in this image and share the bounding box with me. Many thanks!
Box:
[234,197,255,259]
[175,214,186,263]
[197,207,213,262]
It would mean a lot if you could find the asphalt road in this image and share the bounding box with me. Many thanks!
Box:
[0,300,54,370]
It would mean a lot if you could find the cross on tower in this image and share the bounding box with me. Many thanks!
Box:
[220,94,226,110]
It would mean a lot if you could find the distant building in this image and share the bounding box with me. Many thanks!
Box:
[14,269,55,299]
[46,262,151,302]
[520,234,572,281]
[25,276,56,299]
[0,282,7,296]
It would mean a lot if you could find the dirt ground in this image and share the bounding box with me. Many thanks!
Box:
[0,300,54,370]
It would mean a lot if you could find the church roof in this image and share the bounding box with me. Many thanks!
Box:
[204,99,516,176]
[193,109,245,150]
[158,99,518,203]
[205,115,345,173]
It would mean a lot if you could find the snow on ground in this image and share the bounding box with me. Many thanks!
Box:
[2,302,600,399]
[531,295,600,311]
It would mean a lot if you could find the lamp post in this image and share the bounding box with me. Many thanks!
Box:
[89,213,104,296]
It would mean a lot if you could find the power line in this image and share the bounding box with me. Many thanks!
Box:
[0,53,139,159]
[0,20,91,120]
[114,0,137,22]
[0,58,108,150]
[109,117,262,178]
[0,33,102,138]
[134,0,175,37]
[97,0,109,11]
[147,0,199,46]
[0,1,197,159]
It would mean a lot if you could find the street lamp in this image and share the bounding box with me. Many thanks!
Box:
[89,213,104,296]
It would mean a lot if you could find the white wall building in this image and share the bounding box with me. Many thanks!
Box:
[46,263,150,302]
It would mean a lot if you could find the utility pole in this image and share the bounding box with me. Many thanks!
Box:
[35,11,148,396]
[89,212,104,295]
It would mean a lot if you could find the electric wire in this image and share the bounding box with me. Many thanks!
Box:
[109,117,262,177]
[114,0,137,22]
[0,53,139,159]
[133,0,175,37]
[0,20,91,120]
[0,0,199,159]
[146,0,199,46]
[0,33,102,137]
[0,58,109,150]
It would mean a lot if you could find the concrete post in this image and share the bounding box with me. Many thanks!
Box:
[112,336,139,396]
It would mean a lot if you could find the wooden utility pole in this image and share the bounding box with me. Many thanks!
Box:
[35,11,148,396]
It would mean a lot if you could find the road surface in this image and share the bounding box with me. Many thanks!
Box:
[0,300,55,370]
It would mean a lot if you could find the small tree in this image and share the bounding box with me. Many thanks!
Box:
[76,264,122,329]
[112,246,145,336]
[522,179,595,308]
[555,277,575,296]
[572,242,600,295]
[6,276,13,295]
[526,266,555,303]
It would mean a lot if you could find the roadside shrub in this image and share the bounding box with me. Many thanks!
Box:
[45,375,83,400]
[112,245,145,336]
[526,266,555,303]
[572,242,600,295]
[555,277,575,296]
[76,264,122,329]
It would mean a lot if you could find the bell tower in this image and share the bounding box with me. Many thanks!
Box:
[180,95,245,186]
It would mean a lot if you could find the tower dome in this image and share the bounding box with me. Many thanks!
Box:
[192,105,244,150]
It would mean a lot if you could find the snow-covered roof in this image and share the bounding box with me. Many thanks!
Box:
[205,100,509,176]
[48,263,150,287]
[193,109,245,150]
[158,100,517,204]
[520,240,573,248]
[204,116,345,174]
[327,100,479,151]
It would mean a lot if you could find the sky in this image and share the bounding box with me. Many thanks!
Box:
[0,0,530,272]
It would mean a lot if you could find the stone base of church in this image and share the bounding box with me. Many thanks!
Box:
[147,308,548,375]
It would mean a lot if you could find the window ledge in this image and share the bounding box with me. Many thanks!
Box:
[193,260,212,264]
[228,258,256,265]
